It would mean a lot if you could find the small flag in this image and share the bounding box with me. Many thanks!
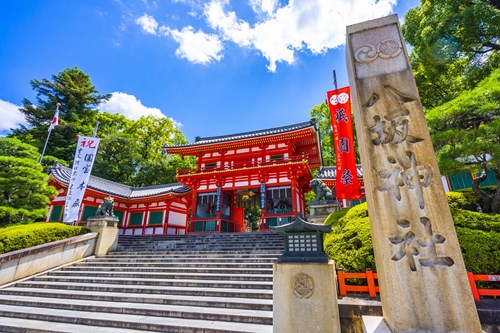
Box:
[48,103,60,131]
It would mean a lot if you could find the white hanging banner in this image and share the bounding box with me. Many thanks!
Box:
[63,136,100,223]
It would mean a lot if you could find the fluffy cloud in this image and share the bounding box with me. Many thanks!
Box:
[99,92,167,120]
[0,99,27,133]
[135,14,223,65]
[164,26,224,64]
[205,0,397,72]
[135,0,396,71]
[136,14,159,35]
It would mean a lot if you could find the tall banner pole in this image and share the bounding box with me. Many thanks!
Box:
[38,103,60,164]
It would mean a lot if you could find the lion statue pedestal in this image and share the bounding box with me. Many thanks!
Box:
[86,196,119,257]
[309,179,341,223]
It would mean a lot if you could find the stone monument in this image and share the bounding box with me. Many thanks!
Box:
[272,215,341,333]
[345,15,481,332]
[86,196,119,257]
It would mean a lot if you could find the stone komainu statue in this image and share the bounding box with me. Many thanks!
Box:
[95,196,116,217]
[310,179,335,203]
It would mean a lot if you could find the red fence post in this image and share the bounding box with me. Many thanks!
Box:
[467,271,480,302]
[366,268,377,298]
[337,268,347,296]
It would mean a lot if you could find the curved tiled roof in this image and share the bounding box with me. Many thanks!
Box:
[164,121,317,148]
[50,164,191,199]
[316,165,364,179]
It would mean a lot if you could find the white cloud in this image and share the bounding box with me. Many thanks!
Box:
[99,92,169,121]
[204,0,397,72]
[164,26,223,64]
[249,0,278,17]
[134,0,396,71]
[136,13,159,35]
[0,99,27,132]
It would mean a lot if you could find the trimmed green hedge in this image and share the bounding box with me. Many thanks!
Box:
[0,222,90,255]
[324,201,500,274]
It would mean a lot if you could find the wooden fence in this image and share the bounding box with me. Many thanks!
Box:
[337,268,499,301]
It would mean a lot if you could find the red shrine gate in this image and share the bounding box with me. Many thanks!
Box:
[164,121,323,233]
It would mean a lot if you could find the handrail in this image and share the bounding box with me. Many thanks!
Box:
[177,156,308,176]
[337,268,499,302]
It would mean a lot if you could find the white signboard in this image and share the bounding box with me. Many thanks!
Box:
[63,136,100,223]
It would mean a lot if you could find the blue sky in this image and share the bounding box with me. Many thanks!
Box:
[0,0,419,141]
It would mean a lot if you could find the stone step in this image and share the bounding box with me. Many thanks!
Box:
[59,266,273,274]
[0,287,273,311]
[102,253,281,259]
[31,275,273,290]
[0,295,273,325]
[85,257,279,263]
[73,262,274,268]
[47,270,273,281]
[14,281,274,299]
[0,316,148,333]
[107,251,283,256]
[0,304,272,333]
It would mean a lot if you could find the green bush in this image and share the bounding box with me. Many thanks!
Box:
[324,203,376,272]
[323,208,349,226]
[451,208,500,232]
[456,227,500,274]
[446,191,472,210]
[323,203,500,273]
[0,222,90,254]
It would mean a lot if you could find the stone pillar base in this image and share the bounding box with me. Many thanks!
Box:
[309,203,342,223]
[273,261,341,333]
[86,217,119,257]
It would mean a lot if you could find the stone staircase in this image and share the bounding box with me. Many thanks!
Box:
[0,232,285,333]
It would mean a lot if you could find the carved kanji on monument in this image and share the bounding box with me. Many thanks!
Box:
[346,15,481,332]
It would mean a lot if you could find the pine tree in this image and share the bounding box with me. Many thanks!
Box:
[0,138,58,224]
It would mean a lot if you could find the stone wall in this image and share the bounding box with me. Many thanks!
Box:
[0,233,97,286]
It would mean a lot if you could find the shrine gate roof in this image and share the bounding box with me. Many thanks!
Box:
[164,121,320,154]
[49,164,190,199]
[316,165,364,179]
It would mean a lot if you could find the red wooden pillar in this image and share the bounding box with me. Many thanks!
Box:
[163,202,171,235]
[337,268,347,296]
[366,268,377,297]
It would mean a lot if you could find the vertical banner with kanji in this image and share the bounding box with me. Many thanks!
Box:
[327,86,360,199]
[63,136,100,223]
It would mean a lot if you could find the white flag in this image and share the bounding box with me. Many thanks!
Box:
[48,107,59,131]
[63,136,100,223]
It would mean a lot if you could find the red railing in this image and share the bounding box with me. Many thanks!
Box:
[467,271,500,301]
[337,268,499,301]
[337,268,379,297]
[177,156,309,176]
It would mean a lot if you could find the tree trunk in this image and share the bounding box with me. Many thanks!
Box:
[472,167,500,213]
[471,167,493,213]
[491,173,500,214]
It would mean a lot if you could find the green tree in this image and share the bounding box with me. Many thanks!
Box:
[402,0,500,108]
[0,138,57,224]
[11,67,110,164]
[310,103,335,166]
[426,69,500,212]
[92,113,195,186]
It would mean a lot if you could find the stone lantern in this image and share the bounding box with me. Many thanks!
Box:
[272,214,331,263]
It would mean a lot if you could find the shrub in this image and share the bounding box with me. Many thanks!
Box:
[0,222,90,254]
[451,208,500,232]
[324,203,376,272]
[323,203,500,273]
[446,191,471,210]
[323,208,349,226]
[456,227,500,274]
